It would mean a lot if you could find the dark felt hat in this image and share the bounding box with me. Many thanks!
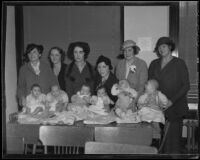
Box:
[154,37,175,52]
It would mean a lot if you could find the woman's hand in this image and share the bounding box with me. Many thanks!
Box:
[162,100,173,111]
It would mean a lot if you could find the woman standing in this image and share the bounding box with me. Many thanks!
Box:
[17,43,58,109]
[148,37,190,154]
[115,40,148,98]
[65,41,95,100]
[48,47,67,91]
[94,55,118,107]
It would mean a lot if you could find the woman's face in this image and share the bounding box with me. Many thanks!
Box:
[73,46,85,62]
[158,44,171,57]
[123,47,135,61]
[97,62,110,78]
[50,49,61,64]
[28,48,41,62]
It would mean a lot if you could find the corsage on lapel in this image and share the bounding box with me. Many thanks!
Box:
[129,64,136,73]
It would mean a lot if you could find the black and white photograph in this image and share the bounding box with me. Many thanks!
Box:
[2,1,199,159]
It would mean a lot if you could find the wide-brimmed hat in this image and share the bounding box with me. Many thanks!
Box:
[122,40,140,52]
[111,80,138,98]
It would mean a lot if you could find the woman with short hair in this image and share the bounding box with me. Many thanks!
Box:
[17,43,58,110]
[94,55,118,109]
[115,40,148,99]
[48,46,67,91]
[65,41,95,100]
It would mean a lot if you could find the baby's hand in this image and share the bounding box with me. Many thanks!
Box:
[31,107,43,115]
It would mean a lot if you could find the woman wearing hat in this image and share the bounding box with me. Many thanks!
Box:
[115,40,148,99]
[148,37,190,154]
[48,46,67,91]
[17,43,58,110]
[94,55,118,108]
[65,41,95,100]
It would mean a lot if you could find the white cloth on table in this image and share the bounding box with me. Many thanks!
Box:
[87,97,108,115]
[115,110,141,123]
[83,112,116,124]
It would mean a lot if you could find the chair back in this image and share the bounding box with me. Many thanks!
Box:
[95,126,153,145]
[7,136,24,154]
[7,123,39,154]
[85,141,158,154]
[39,126,94,154]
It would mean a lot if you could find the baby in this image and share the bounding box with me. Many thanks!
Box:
[22,84,46,115]
[111,80,138,119]
[96,86,114,110]
[68,84,91,113]
[46,85,69,112]
[70,84,91,106]
[88,87,114,115]
[137,79,172,129]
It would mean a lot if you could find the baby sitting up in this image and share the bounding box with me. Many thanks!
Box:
[137,79,172,130]
[22,84,46,115]
[46,85,69,113]
[111,80,138,119]
[68,84,91,113]
[88,86,114,115]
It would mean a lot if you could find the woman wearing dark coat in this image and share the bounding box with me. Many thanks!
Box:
[148,37,190,154]
[65,42,95,100]
[48,46,67,91]
[94,55,118,108]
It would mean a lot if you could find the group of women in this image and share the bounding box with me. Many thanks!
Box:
[17,37,190,155]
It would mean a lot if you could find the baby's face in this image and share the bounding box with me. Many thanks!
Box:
[51,85,60,97]
[97,88,106,97]
[32,87,41,98]
[80,86,90,96]
[145,82,156,94]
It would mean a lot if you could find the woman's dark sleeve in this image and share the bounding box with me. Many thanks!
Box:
[148,60,156,80]
[65,66,73,101]
[170,60,190,104]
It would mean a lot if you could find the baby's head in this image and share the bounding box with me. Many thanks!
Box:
[145,79,159,94]
[80,84,91,96]
[118,79,130,90]
[97,86,107,97]
[51,85,61,97]
[117,91,134,109]
[31,84,42,98]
